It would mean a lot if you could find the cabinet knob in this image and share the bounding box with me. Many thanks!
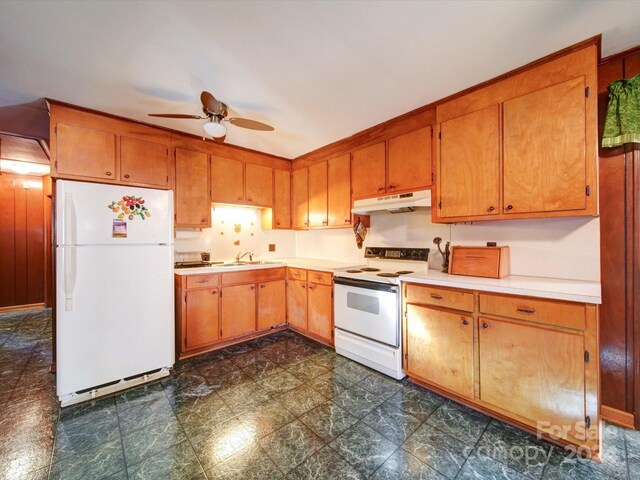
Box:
[482,322,489,329]
[304,222,308,226]
[344,219,350,224]
[201,218,207,223]
[378,187,385,192]
[211,290,217,294]
[124,174,130,179]
[488,206,495,212]
[322,220,328,225]
[260,284,265,288]
[506,204,514,210]
[247,198,252,202]
[238,197,243,201]
[276,222,280,226]
[106,171,112,176]
[462,319,469,326]
[250,286,255,290]
[388,184,396,189]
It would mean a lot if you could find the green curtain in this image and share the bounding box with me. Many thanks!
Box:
[602,74,640,147]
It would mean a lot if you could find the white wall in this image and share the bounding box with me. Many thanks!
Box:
[174,206,296,262]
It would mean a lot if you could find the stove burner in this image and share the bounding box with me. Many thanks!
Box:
[361,267,381,272]
[346,269,363,273]
[396,270,414,275]
[377,273,400,278]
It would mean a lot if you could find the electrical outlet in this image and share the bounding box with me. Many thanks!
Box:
[487,242,497,247]
[269,244,276,252]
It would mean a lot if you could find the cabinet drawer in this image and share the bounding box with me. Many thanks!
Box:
[308,270,332,286]
[479,293,585,330]
[288,268,307,281]
[186,274,219,289]
[222,267,286,285]
[405,284,474,312]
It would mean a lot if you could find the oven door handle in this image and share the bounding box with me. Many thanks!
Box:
[334,276,398,293]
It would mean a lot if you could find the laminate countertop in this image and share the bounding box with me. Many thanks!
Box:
[174,258,365,276]
[400,270,602,304]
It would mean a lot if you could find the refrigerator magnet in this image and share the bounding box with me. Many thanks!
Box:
[112,219,127,238]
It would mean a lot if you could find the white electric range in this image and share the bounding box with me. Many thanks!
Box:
[333,247,430,379]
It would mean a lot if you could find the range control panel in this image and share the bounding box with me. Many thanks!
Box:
[364,247,429,261]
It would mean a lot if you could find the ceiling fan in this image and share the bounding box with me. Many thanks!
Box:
[148,91,274,142]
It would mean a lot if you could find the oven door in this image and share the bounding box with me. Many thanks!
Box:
[333,277,399,347]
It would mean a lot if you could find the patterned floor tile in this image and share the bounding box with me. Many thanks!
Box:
[371,449,446,480]
[286,358,329,382]
[288,445,365,480]
[257,370,303,395]
[241,357,284,380]
[117,394,175,435]
[205,443,284,479]
[332,385,385,419]
[127,440,205,480]
[357,372,404,400]
[258,419,324,474]
[115,381,166,413]
[386,387,441,421]
[53,411,120,462]
[276,383,326,416]
[50,438,126,480]
[362,401,423,445]
[426,401,491,445]
[189,416,255,471]
[332,361,373,383]
[237,400,296,438]
[122,416,187,465]
[299,401,359,442]
[458,453,530,479]
[329,422,397,477]
[217,381,273,415]
[308,370,353,399]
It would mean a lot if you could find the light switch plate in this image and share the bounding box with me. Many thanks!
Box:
[269,244,276,252]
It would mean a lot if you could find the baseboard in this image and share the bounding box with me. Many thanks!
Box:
[0,303,45,313]
[601,405,636,429]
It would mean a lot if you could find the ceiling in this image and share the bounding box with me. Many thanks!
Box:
[1,1,639,159]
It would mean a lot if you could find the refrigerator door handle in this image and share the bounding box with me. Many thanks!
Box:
[63,247,76,311]
[64,192,77,245]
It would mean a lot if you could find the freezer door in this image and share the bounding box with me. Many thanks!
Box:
[56,180,173,246]
[56,245,174,397]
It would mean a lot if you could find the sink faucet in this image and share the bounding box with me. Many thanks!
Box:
[235,251,253,262]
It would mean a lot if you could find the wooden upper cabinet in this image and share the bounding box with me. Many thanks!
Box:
[387,126,432,193]
[308,161,328,227]
[406,304,474,398]
[273,169,291,229]
[328,154,351,227]
[175,148,211,227]
[120,136,169,187]
[291,168,309,229]
[220,284,256,340]
[287,279,308,330]
[245,163,273,207]
[351,142,386,200]
[185,288,219,350]
[478,316,585,439]
[55,123,117,180]
[438,105,500,219]
[503,77,587,215]
[307,283,333,343]
[211,156,244,204]
[257,280,286,330]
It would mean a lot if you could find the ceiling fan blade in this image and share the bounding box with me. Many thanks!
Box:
[148,113,205,119]
[200,91,221,115]
[228,117,274,131]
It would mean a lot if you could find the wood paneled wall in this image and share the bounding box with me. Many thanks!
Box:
[598,46,640,428]
[0,173,45,308]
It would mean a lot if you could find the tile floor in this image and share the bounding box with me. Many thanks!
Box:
[0,308,638,479]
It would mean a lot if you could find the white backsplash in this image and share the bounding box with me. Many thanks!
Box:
[176,206,600,282]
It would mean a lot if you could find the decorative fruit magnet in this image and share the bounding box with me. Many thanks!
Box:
[108,196,151,221]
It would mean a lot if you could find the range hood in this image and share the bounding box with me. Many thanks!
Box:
[351,189,432,214]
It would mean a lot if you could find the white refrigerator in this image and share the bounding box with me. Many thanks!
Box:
[56,180,174,406]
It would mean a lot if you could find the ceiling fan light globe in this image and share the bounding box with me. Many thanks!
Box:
[203,120,227,138]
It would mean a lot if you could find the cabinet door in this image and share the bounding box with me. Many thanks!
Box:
[120,136,169,187]
[406,304,474,398]
[287,280,308,330]
[387,126,432,192]
[220,284,256,340]
[211,156,244,204]
[438,105,500,219]
[175,148,210,227]
[291,168,309,229]
[351,142,386,199]
[185,288,219,350]
[307,283,333,342]
[258,280,286,330]
[479,317,585,437]
[308,161,328,227]
[55,123,117,180]
[273,169,291,229]
[503,77,587,214]
[328,154,351,227]
[246,163,273,207]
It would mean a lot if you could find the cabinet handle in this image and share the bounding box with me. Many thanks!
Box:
[322,220,328,225]
[488,206,495,212]
[304,222,308,226]
[247,198,252,202]
[482,322,489,329]
[344,219,350,224]
[388,184,396,189]
[506,204,514,210]
[196,280,207,284]
[260,284,265,288]
[106,171,112,176]
[516,306,536,315]
[276,222,281,226]
[378,187,385,191]
[211,290,217,294]
[462,319,469,326]
[238,197,243,201]
[250,286,255,290]
[309,285,315,290]
[201,218,207,223]
[124,174,130,179]
[430,293,443,300]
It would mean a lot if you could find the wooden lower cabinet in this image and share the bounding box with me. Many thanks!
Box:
[307,283,333,343]
[287,279,308,330]
[185,288,219,350]
[220,284,257,340]
[258,280,286,330]
[405,304,473,398]
[403,282,601,459]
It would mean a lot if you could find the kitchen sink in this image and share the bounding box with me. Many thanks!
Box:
[219,261,281,267]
